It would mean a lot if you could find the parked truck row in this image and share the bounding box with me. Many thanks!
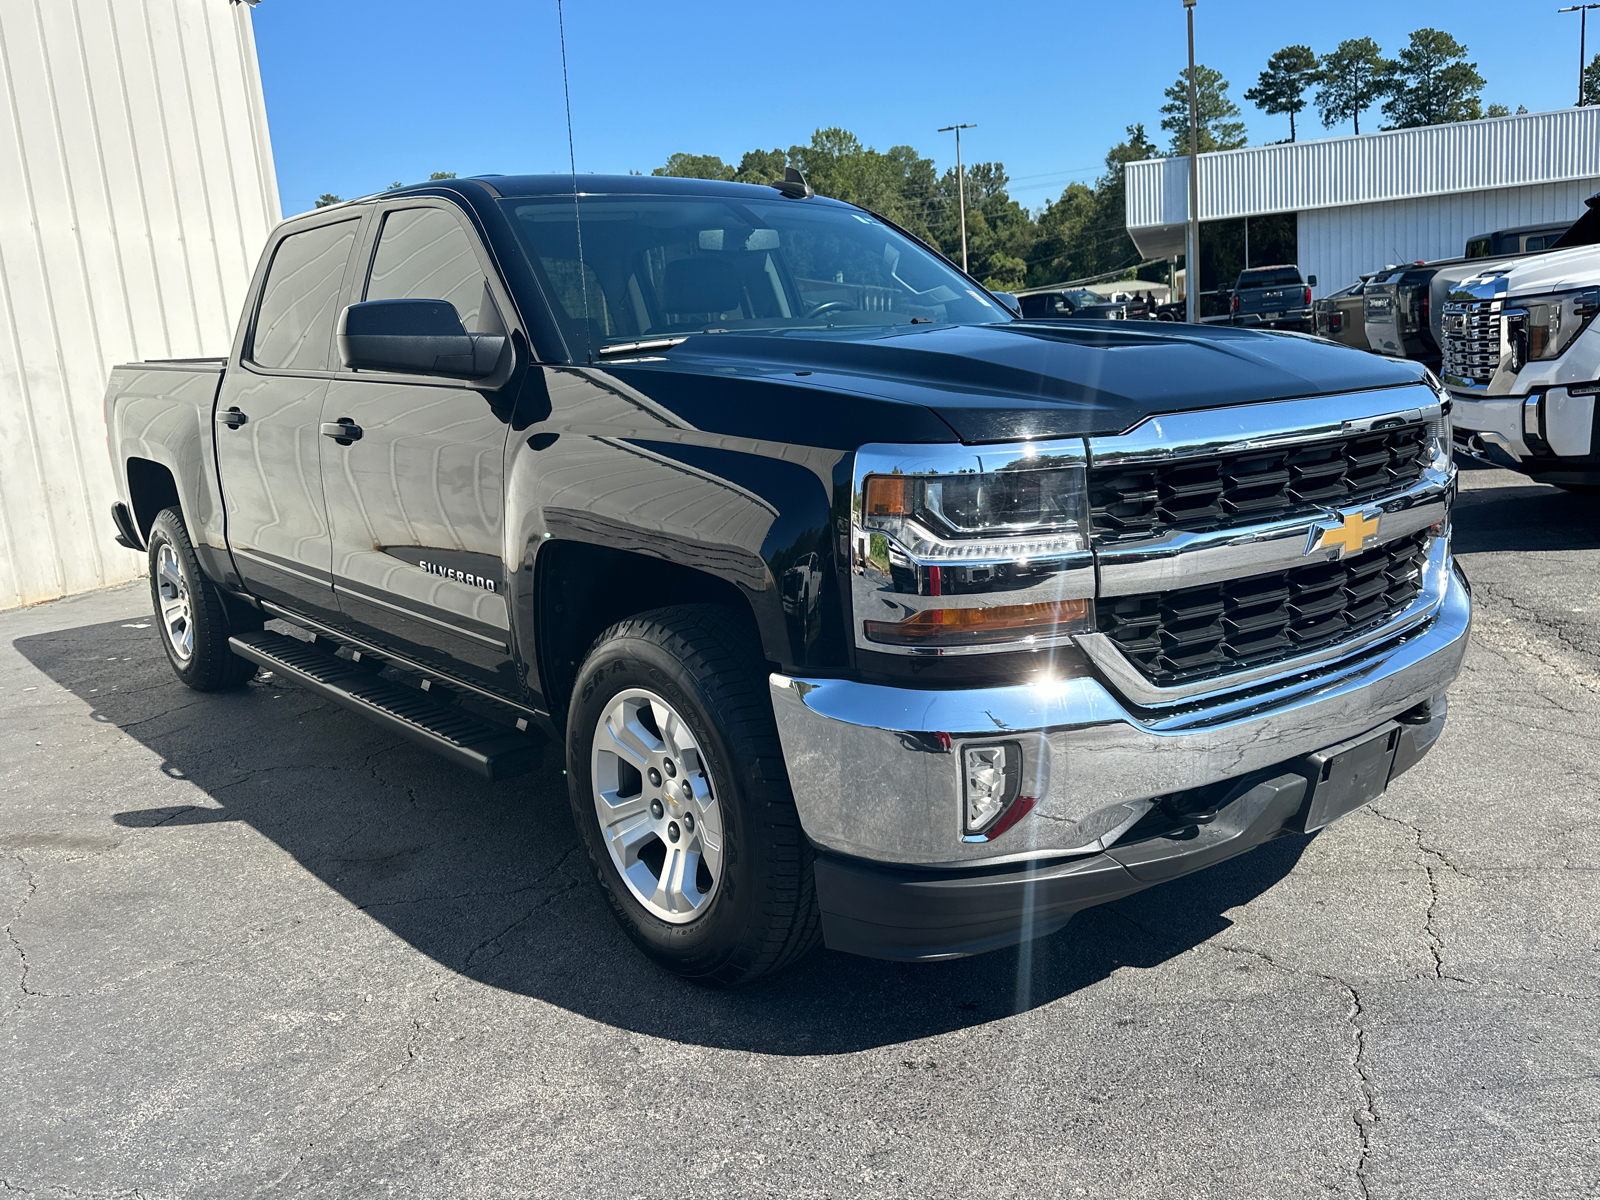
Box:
[1313,197,1600,493]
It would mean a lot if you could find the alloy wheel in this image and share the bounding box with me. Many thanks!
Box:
[155,542,194,663]
[591,688,724,923]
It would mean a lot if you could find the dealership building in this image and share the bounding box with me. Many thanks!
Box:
[0,0,277,609]
[1124,107,1600,300]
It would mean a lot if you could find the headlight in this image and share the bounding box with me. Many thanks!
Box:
[854,455,1094,653]
[1422,369,1453,463]
[1505,288,1600,367]
[863,463,1088,549]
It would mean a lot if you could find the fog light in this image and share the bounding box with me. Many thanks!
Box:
[963,742,1022,834]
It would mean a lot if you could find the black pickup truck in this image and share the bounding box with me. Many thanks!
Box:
[105,174,1470,984]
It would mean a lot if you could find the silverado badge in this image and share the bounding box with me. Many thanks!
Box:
[1307,509,1380,559]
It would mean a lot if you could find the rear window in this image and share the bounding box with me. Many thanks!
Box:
[1236,267,1303,289]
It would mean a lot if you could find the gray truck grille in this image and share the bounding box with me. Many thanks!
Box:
[1441,298,1501,385]
[1095,532,1429,687]
[1088,423,1430,540]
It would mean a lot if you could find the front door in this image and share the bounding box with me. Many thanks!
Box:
[320,200,518,695]
[215,214,361,624]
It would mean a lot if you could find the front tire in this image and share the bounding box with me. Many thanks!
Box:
[566,605,820,986]
[146,507,259,691]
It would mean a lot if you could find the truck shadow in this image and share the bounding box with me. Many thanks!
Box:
[1452,460,1600,554]
[16,617,1311,1056]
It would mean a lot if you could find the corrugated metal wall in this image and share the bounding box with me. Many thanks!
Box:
[1298,177,1600,294]
[0,0,277,609]
[1126,107,1600,231]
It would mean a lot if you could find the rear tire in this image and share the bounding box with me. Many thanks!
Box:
[147,507,260,691]
[566,605,821,986]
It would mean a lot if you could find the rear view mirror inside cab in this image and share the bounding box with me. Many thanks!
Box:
[698,228,780,252]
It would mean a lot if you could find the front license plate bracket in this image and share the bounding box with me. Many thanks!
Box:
[1287,722,1402,834]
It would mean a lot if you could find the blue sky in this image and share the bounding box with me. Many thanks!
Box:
[255,1,1582,218]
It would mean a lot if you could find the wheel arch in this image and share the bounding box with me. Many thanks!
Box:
[528,539,766,729]
[125,457,182,541]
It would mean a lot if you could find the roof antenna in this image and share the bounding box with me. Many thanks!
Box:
[773,167,814,199]
[556,0,592,363]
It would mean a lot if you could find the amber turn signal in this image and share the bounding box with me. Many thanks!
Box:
[863,599,1090,647]
[864,475,910,517]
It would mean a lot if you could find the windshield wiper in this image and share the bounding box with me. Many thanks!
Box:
[596,337,689,357]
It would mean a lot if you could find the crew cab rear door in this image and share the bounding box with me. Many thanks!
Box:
[215,212,362,624]
[319,199,518,696]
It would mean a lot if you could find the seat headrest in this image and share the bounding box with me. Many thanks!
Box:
[662,257,743,315]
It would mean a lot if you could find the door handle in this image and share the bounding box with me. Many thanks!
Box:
[216,407,247,429]
[320,419,363,445]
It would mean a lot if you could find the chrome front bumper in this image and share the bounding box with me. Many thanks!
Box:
[1451,395,1531,460]
[769,541,1470,868]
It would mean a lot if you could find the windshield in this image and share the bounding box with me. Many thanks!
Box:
[1062,289,1105,307]
[502,195,1005,353]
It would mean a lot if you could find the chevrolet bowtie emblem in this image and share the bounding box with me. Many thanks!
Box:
[1307,510,1380,558]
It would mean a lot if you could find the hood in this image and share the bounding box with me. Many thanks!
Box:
[603,322,1426,444]
[1457,245,1600,299]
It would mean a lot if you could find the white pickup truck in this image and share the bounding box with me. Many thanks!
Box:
[1444,197,1600,492]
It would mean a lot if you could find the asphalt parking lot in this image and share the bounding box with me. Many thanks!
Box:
[2,462,1597,1199]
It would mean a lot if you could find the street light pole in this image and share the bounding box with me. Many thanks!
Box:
[1184,0,1200,323]
[938,123,976,272]
[1559,5,1600,105]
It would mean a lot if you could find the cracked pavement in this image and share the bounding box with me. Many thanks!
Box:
[1,462,1597,1199]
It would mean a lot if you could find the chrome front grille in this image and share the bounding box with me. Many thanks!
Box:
[1442,298,1502,386]
[1087,423,1430,541]
[1094,532,1430,687]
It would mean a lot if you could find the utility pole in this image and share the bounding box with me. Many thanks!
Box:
[1184,0,1200,323]
[938,123,976,272]
[1559,5,1600,105]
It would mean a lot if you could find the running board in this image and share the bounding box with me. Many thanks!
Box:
[228,630,541,780]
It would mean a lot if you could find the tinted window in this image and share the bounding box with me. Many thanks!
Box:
[1236,267,1302,288]
[1018,293,1074,318]
[504,195,1003,351]
[365,207,501,334]
[251,219,358,370]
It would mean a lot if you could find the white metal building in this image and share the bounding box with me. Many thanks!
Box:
[1124,107,1600,300]
[0,0,278,609]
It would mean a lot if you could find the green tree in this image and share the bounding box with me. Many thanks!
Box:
[1381,29,1485,127]
[1159,65,1247,154]
[1316,38,1393,134]
[1245,45,1320,142]
[653,153,736,180]
[1485,104,1510,118]
[428,171,457,180]
[642,125,1162,293]
[314,193,342,208]
[732,149,786,184]
[1584,53,1600,105]
[1026,124,1159,289]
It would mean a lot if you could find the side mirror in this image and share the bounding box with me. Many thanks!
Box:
[989,291,1022,318]
[338,298,507,380]
[1307,274,1318,288]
